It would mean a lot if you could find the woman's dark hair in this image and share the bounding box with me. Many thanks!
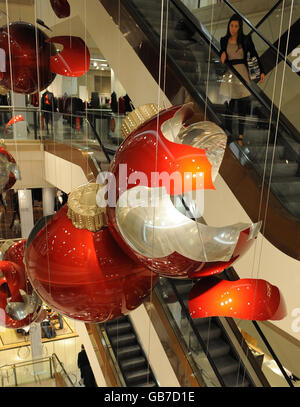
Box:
[226,13,244,49]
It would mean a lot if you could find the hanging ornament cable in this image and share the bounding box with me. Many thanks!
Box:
[148,0,166,385]
[242,0,289,385]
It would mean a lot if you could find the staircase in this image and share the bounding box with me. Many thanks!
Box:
[104,316,158,387]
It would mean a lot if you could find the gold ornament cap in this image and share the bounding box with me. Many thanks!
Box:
[67,183,107,232]
[121,103,162,139]
[0,240,14,260]
[0,139,6,149]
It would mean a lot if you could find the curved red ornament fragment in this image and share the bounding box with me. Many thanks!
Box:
[5,115,24,132]
[50,0,70,18]
[0,146,20,192]
[0,260,41,328]
[109,104,214,196]
[188,277,286,321]
[48,36,90,77]
[3,239,26,271]
[187,227,255,278]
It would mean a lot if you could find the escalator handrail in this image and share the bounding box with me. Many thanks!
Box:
[169,279,227,387]
[249,0,284,34]
[170,0,300,145]
[223,0,295,72]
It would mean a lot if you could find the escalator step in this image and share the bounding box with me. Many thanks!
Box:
[106,322,132,336]
[135,381,157,387]
[247,145,285,161]
[271,177,300,196]
[115,345,141,359]
[110,333,137,347]
[196,322,222,341]
[106,316,129,325]
[120,356,147,371]
[206,338,231,358]
[257,161,298,178]
[193,317,212,326]
[124,368,153,383]
[212,354,240,376]
[222,372,250,387]
[281,197,300,217]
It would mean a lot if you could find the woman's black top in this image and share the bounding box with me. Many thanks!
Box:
[220,34,265,74]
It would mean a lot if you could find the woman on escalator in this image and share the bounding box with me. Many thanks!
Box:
[220,14,265,145]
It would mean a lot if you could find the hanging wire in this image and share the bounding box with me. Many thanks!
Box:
[34,0,52,308]
[248,0,287,321]
[240,0,289,385]
[147,0,166,386]
[204,0,215,120]
[115,0,121,375]
[84,0,89,179]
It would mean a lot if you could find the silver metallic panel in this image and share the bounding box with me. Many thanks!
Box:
[116,186,261,262]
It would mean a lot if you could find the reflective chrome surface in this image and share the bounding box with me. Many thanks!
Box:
[5,290,42,321]
[0,153,11,190]
[116,186,261,262]
[177,121,227,182]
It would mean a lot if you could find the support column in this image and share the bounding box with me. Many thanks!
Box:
[18,189,34,238]
[42,187,56,217]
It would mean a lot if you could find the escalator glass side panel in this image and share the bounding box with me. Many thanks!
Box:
[127,0,300,220]
[155,277,256,387]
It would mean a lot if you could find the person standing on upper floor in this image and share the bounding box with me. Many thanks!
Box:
[219,14,265,145]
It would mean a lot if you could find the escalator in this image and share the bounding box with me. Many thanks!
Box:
[100,0,300,261]
[161,278,255,387]
[103,316,158,387]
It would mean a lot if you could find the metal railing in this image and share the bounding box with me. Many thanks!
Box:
[0,353,75,387]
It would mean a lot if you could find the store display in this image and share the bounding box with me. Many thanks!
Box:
[189,277,286,321]
[24,184,157,323]
[0,145,20,192]
[50,0,70,18]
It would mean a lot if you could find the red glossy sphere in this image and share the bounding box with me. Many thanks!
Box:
[0,22,56,94]
[24,205,158,323]
[48,36,90,77]
[50,0,70,18]
[188,277,286,321]
[3,239,26,271]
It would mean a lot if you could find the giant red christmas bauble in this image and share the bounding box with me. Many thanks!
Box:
[105,104,260,279]
[0,22,56,94]
[50,0,70,18]
[24,184,157,323]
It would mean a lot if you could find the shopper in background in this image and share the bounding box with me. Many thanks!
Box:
[77,344,97,387]
[220,14,265,145]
